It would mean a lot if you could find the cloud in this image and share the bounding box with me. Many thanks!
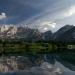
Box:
[39,21,56,32]
[64,6,75,17]
[0,13,7,20]
[41,21,56,28]
[18,0,75,32]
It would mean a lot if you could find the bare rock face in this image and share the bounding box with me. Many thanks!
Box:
[0,25,17,38]
[0,25,43,41]
[0,24,75,42]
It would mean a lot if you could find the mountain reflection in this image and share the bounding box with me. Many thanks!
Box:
[0,54,74,75]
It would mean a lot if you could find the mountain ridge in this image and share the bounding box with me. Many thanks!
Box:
[0,25,75,42]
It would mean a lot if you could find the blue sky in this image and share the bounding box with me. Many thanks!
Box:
[0,0,75,32]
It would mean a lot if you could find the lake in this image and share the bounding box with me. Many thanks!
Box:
[0,54,74,75]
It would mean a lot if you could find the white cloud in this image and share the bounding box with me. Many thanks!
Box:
[39,21,56,32]
[43,27,48,31]
[0,13,7,20]
[64,6,75,17]
[42,21,56,28]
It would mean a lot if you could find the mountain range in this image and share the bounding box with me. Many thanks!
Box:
[0,25,75,42]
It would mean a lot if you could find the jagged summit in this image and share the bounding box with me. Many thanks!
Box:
[0,25,43,41]
[0,25,17,38]
[0,24,75,42]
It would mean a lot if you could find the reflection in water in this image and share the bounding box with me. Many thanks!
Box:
[0,54,74,75]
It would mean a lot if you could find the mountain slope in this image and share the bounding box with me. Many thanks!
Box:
[53,25,75,42]
[0,25,75,42]
[0,25,43,41]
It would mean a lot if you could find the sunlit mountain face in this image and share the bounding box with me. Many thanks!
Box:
[0,0,75,32]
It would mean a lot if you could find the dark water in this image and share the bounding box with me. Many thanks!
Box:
[0,54,75,75]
